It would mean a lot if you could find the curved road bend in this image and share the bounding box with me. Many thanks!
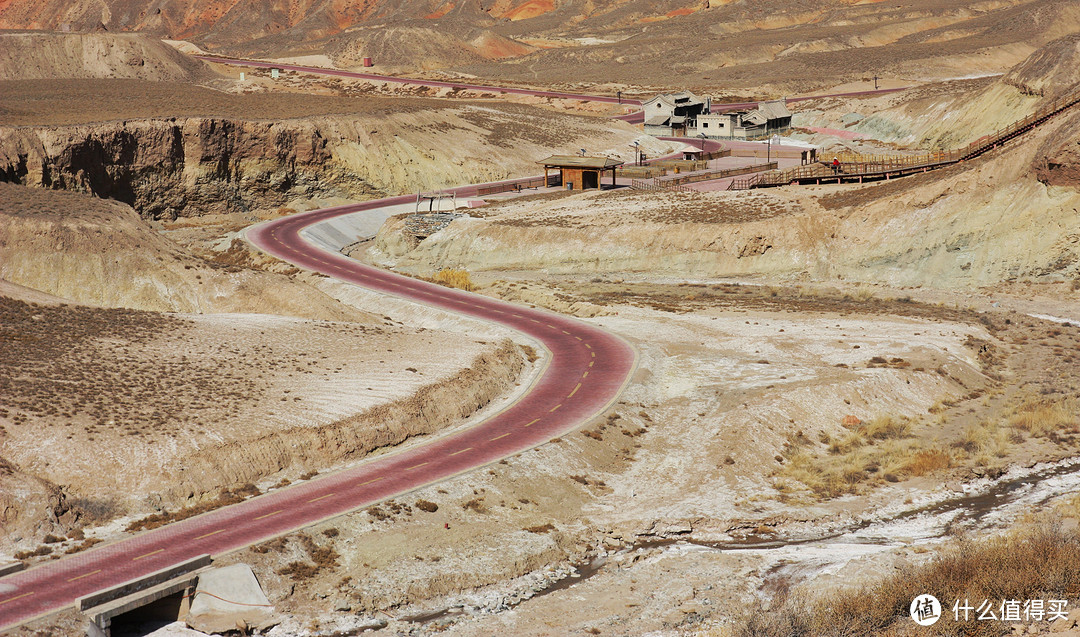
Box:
[0,184,636,631]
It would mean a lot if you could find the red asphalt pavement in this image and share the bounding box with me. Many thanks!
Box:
[0,184,635,630]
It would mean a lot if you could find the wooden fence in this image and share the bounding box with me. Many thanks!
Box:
[475,175,558,196]
[729,84,1080,190]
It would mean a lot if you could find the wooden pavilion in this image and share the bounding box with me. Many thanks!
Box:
[537,155,624,190]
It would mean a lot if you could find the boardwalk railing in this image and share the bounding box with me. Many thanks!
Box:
[729,84,1080,190]
[630,178,693,193]
[475,175,558,196]
[633,162,777,192]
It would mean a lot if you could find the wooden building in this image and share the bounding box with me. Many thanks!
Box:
[537,155,624,190]
[642,91,712,137]
[694,100,792,140]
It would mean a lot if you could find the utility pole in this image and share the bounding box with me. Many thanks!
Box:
[617,90,622,105]
[874,75,879,90]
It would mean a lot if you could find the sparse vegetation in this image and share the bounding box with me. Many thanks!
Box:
[125,484,262,532]
[431,268,475,291]
[736,523,1080,636]
[415,500,439,513]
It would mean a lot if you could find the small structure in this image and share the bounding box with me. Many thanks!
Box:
[416,190,456,213]
[642,91,712,137]
[538,155,624,190]
[694,100,792,140]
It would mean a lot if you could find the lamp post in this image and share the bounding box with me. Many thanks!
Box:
[632,141,641,166]
[697,132,707,151]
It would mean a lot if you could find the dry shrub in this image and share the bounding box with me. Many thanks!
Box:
[828,432,865,455]
[278,561,319,581]
[14,545,51,560]
[1010,398,1077,437]
[736,523,1080,636]
[431,268,474,291]
[462,497,488,513]
[64,537,103,555]
[903,449,951,476]
[861,416,909,441]
[125,484,261,532]
[524,523,554,534]
[415,500,439,513]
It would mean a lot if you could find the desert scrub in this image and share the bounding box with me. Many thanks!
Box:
[776,417,926,498]
[431,268,474,291]
[1009,397,1079,438]
[735,523,1080,637]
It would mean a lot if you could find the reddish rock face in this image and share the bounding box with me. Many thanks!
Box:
[0,0,697,47]
[1036,140,1080,187]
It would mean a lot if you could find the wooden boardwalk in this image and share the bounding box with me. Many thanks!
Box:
[729,85,1080,190]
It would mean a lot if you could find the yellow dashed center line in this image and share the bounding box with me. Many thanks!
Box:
[194,529,225,540]
[360,477,385,486]
[582,371,589,378]
[547,324,557,329]
[569,383,582,398]
[524,418,540,428]
[585,343,592,349]
[67,570,101,582]
[133,548,164,561]
[490,433,510,441]
[575,336,583,341]
[449,447,474,456]
[406,462,429,471]
[562,330,571,335]
[591,352,596,358]
[531,319,541,323]
[589,361,595,367]
[550,404,562,412]
[0,592,34,605]
[254,510,283,521]
[307,493,335,503]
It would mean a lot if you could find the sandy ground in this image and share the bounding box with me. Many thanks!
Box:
[0,288,523,551]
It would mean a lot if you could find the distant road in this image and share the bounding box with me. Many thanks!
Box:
[194,54,908,124]
[0,177,636,632]
[194,55,640,105]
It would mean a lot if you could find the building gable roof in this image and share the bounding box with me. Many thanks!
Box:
[537,155,625,169]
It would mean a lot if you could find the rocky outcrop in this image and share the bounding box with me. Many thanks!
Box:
[1003,33,1080,99]
[0,118,367,220]
[0,183,374,317]
[0,105,653,219]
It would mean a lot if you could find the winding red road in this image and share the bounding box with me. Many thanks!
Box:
[0,187,635,630]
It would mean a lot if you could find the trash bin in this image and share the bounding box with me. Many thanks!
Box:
[566,183,573,190]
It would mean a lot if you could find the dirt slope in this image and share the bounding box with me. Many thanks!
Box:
[0,183,372,318]
[369,41,1080,291]
[5,0,1074,93]
[0,32,214,81]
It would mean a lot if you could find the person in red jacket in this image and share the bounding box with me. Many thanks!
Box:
[832,157,841,174]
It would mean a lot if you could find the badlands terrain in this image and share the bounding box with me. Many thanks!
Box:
[0,4,1079,637]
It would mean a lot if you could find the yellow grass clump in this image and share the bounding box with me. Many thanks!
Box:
[431,268,475,291]
[1009,398,1078,437]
